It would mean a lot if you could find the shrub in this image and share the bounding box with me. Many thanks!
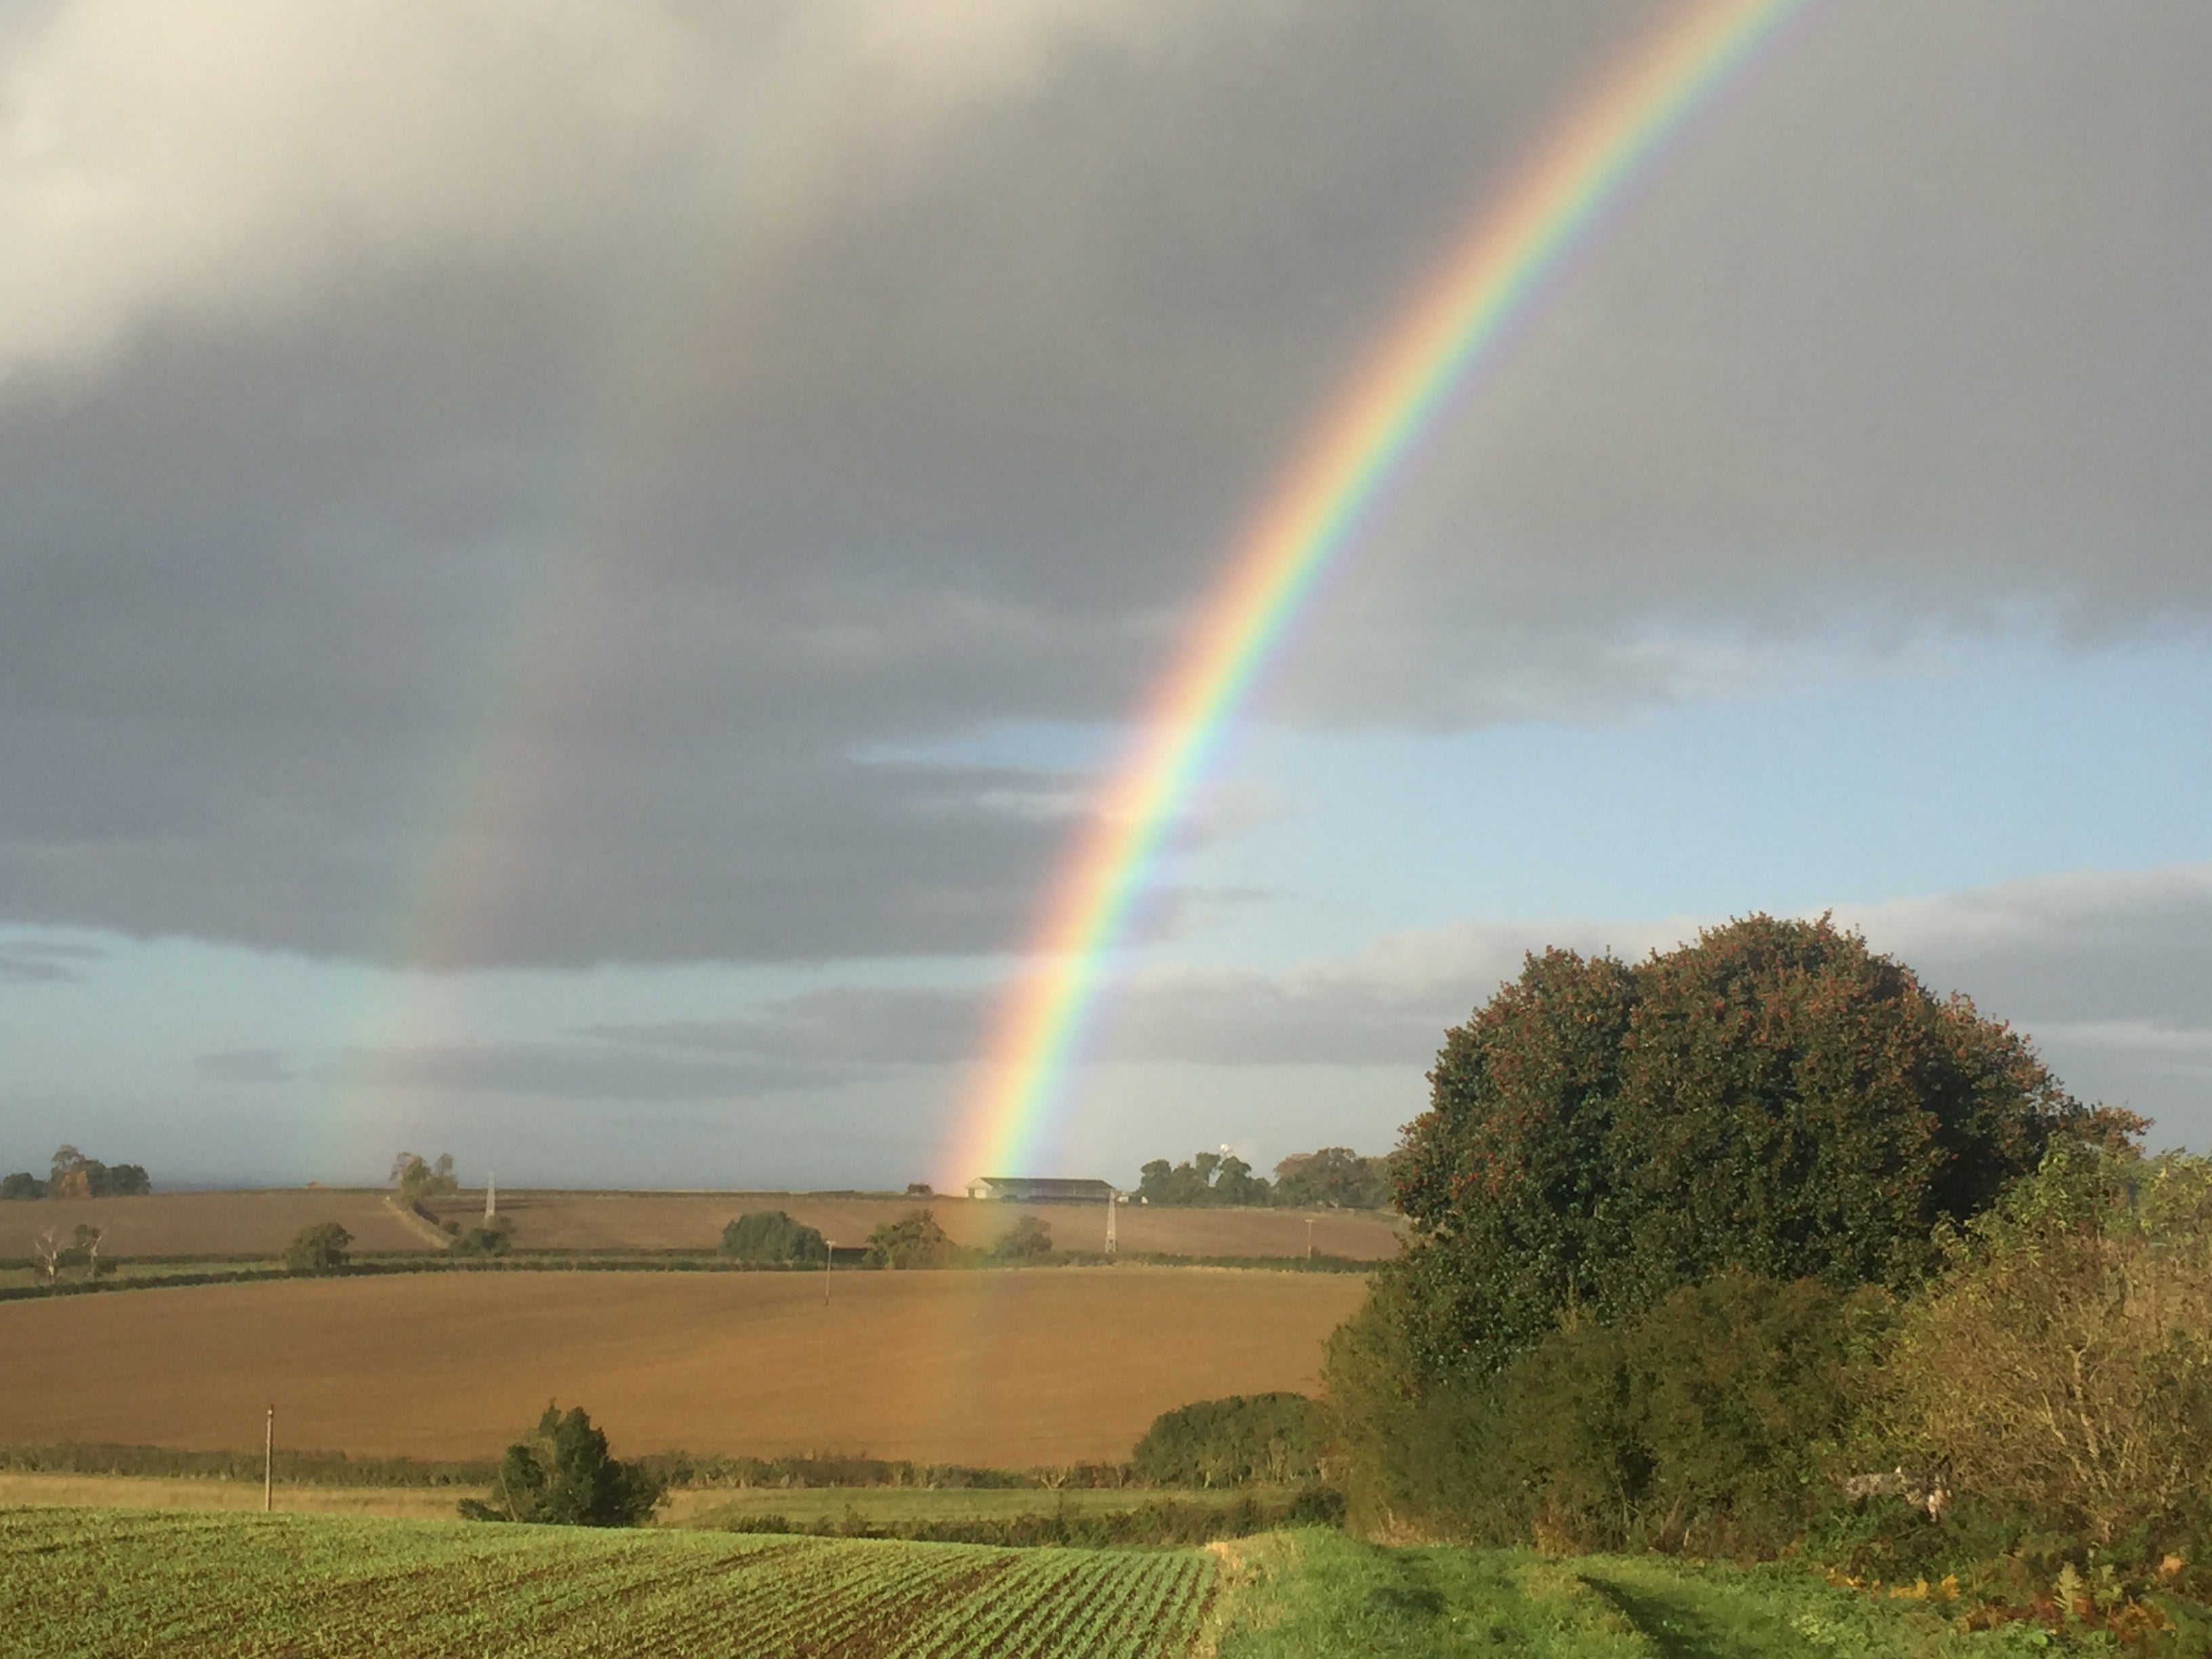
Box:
[1133,1393,1327,1488]
[1893,1146,2212,1546]
[719,1210,828,1265]
[449,1216,514,1256]
[1328,1269,1887,1550]
[1,1172,45,1200]
[989,1214,1054,1261]
[283,1222,352,1274]
[458,1403,662,1526]
[866,1208,960,1269]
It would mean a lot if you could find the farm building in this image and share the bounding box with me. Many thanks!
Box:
[965,1176,1118,1204]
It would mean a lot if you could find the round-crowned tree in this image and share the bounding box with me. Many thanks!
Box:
[1383,914,2123,1378]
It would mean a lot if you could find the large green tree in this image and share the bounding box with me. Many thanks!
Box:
[1382,915,2121,1378]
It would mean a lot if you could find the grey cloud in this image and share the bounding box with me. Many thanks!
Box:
[333,1042,832,1103]
[5,3,2212,966]
[196,1048,297,1083]
[0,936,102,983]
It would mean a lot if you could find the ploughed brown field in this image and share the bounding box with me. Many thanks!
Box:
[0,1267,1367,1467]
[22,1187,1402,1261]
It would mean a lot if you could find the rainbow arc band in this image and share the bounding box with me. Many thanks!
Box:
[949,0,1814,1186]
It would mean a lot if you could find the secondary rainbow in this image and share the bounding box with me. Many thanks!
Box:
[949,0,1814,1185]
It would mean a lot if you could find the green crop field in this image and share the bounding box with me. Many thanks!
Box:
[0,1507,1217,1658]
[6,1507,2166,1656]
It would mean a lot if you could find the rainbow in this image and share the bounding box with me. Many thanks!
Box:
[949,0,1814,1185]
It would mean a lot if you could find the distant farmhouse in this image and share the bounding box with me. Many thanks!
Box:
[965,1176,1118,1204]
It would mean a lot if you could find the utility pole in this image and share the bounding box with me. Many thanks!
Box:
[485,1171,496,1223]
[823,1241,835,1305]
[1305,1217,1315,1260]
[1105,1187,1118,1256]
[263,1404,274,1513]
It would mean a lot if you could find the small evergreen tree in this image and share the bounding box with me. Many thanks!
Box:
[458,1403,662,1527]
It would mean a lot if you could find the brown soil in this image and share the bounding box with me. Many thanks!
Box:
[0,1267,1366,1467]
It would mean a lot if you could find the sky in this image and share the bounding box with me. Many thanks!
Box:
[2,0,2209,1190]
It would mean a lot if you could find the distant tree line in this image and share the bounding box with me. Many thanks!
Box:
[3,1145,151,1200]
[1132,1145,1392,1210]
[717,1207,1057,1269]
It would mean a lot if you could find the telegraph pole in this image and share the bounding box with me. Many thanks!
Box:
[1105,1187,1118,1256]
[263,1404,274,1513]
[823,1241,835,1305]
[1305,1217,1315,1260]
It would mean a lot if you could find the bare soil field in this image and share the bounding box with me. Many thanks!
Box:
[0,1267,1366,1467]
[1,1188,427,1257]
[5,1187,1401,1261]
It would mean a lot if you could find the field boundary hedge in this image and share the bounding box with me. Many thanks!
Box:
[0,1248,1373,1302]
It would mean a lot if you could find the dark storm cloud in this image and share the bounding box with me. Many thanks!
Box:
[4,3,2211,965]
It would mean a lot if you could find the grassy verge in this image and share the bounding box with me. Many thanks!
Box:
[1197,1532,2125,1656]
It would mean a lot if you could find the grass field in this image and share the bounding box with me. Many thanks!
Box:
[0,1473,1269,1528]
[1206,1530,2085,1658]
[0,1267,1364,1467]
[2,1187,1402,1262]
[0,1507,1218,1658]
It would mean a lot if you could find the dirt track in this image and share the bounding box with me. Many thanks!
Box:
[0,1267,1367,1467]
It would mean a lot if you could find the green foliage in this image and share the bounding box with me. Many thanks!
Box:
[390,1151,457,1203]
[459,1402,663,1527]
[282,1221,352,1274]
[865,1208,962,1269]
[1136,1150,1272,1206]
[989,1214,1054,1261]
[718,1208,829,1265]
[1328,1269,1887,1551]
[1132,1393,1327,1488]
[1272,1148,1393,1211]
[449,1216,514,1256]
[1389,916,2110,1379]
[1893,1145,2212,1547]
[1,1171,47,1199]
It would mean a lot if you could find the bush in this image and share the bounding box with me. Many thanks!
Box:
[1893,1146,2212,1547]
[866,1208,961,1269]
[988,1214,1054,1261]
[1,1172,45,1200]
[1133,1393,1328,1488]
[1328,1269,1885,1551]
[719,1210,828,1265]
[450,1216,514,1256]
[457,1403,662,1526]
[283,1222,352,1274]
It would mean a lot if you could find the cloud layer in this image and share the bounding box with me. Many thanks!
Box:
[3,3,2210,969]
